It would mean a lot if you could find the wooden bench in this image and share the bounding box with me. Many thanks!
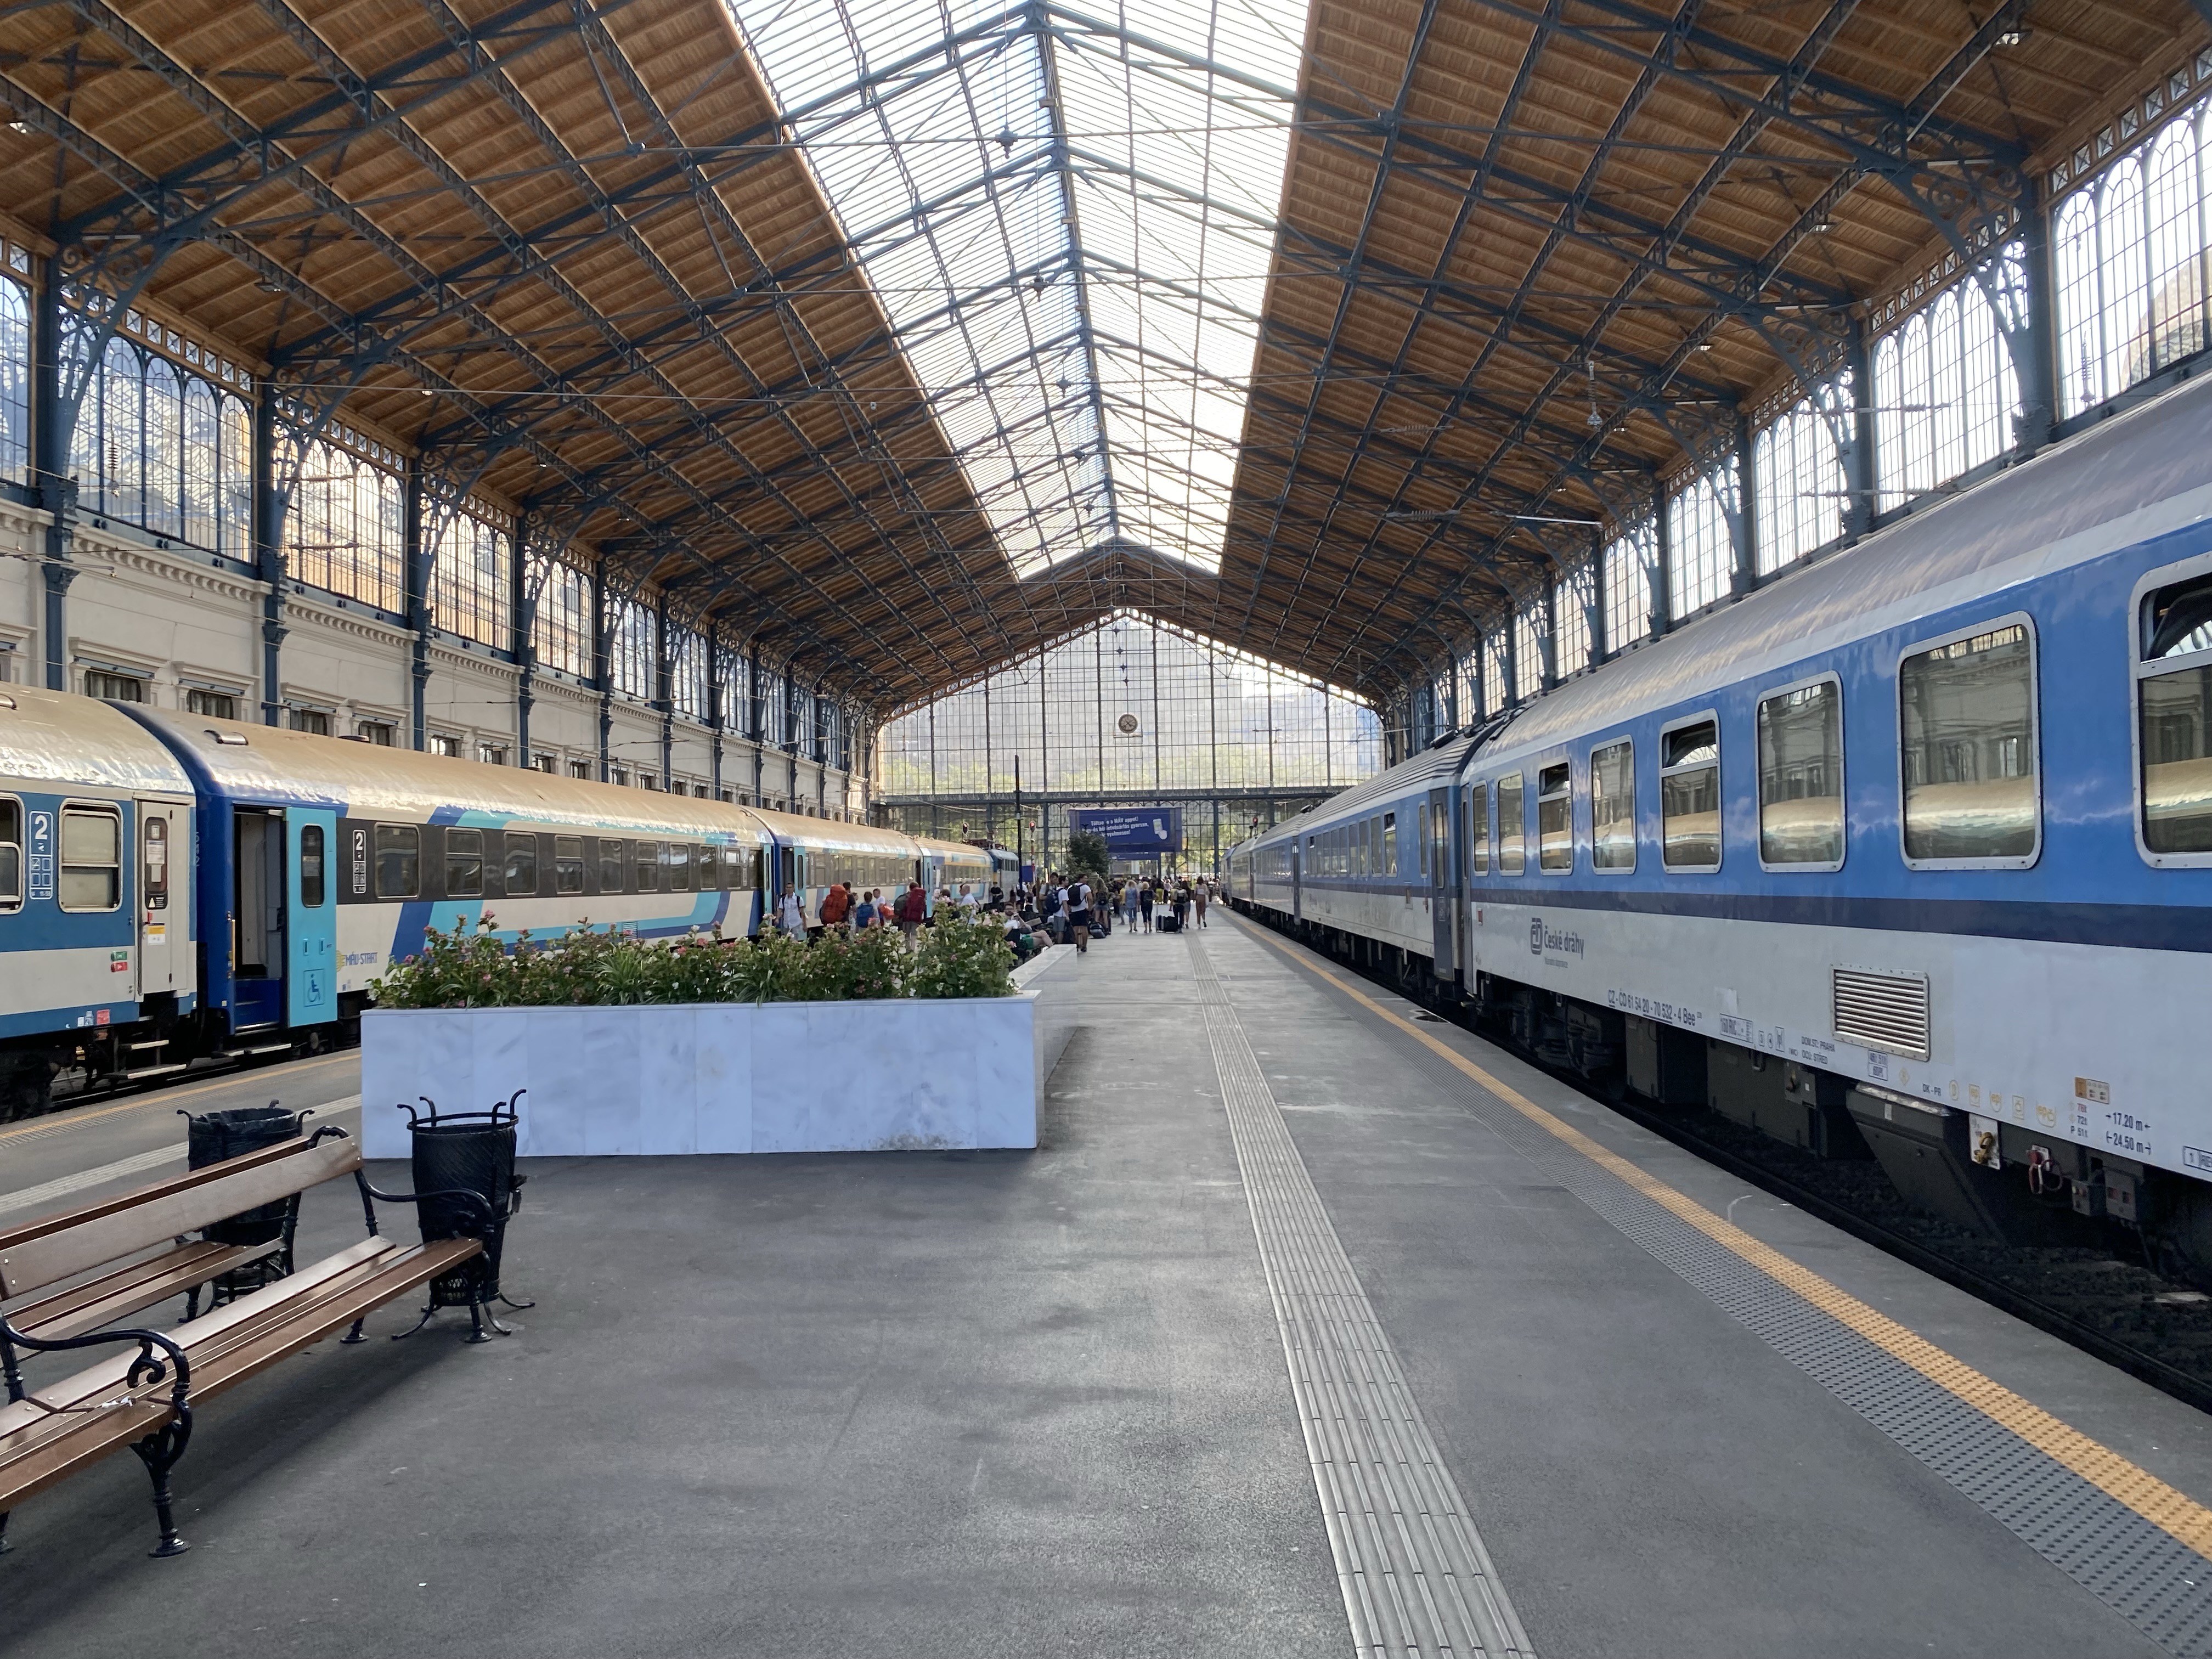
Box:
[0,1127,499,1558]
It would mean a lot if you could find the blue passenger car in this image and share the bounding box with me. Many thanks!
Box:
[0,685,198,1113]
[1233,364,2212,1267]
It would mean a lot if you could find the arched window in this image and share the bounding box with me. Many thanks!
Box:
[1960,278,2014,470]
[1752,387,1846,574]
[1872,332,1904,511]
[98,338,144,527]
[429,505,511,647]
[1929,299,1965,484]
[182,375,219,553]
[2102,159,2151,392]
[1553,562,1594,676]
[287,435,405,612]
[59,314,247,552]
[607,595,657,700]
[0,280,29,484]
[217,392,252,557]
[1901,313,1934,499]
[2148,120,2205,370]
[142,353,183,541]
[1667,467,1736,620]
[527,554,592,680]
[2056,192,2103,416]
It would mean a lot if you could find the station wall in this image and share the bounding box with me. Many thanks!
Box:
[0,505,857,817]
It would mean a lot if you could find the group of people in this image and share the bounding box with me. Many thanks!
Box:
[775,878,933,942]
[772,869,1222,966]
[1116,875,1214,935]
[1015,871,1221,953]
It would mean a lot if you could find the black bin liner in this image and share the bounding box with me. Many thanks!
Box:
[402,1096,523,1304]
[183,1103,312,1246]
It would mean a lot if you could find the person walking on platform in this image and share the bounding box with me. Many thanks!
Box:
[820,881,851,933]
[1138,880,1154,934]
[778,884,808,940]
[1068,876,1093,955]
[854,889,879,931]
[1122,882,1140,932]
[1173,882,1192,931]
[1194,881,1209,928]
[896,881,927,943]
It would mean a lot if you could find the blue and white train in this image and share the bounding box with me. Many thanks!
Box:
[0,694,979,1118]
[1229,366,2212,1269]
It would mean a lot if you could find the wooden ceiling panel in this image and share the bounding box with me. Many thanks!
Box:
[0,0,2189,714]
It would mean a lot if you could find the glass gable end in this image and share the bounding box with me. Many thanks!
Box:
[729,0,1308,577]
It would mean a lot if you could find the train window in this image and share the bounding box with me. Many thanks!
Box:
[143,814,170,910]
[375,825,420,898]
[1590,741,1635,871]
[1899,622,2038,864]
[1758,681,1844,868]
[554,837,585,895]
[500,833,537,896]
[58,808,121,911]
[444,828,484,898]
[298,825,324,909]
[1382,812,1396,876]
[1496,775,1525,873]
[2137,569,2212,857]
[664,842,693,893]
[1468,785,1488,875]
[599,838,627,893]
[1537,764,1572,871]
[698,844,720,891]
[635,840,660,893]
[0,797,20,909]
[1661,720,1721,871]
[721,845,753,888]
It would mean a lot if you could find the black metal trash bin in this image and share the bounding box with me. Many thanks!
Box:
[181,1101,313,1304]
[398,1095,528,1326]
[184,1101,314,1246]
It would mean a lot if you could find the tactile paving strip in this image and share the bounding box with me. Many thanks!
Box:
[1221,927,2212,1657]
[1189,935,1533,1659]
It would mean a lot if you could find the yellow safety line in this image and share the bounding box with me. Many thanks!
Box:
[1229,913,2212,1562]
[0,1049,352,1145]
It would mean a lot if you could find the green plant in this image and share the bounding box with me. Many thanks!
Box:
[367,913,998,1010]
[907,907,1017,1001]
[1064,828,1110,885]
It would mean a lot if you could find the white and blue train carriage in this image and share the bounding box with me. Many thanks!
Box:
[119,706,779,1036]
[1233,364,2212,1264]
[747,806,926,923]
[1231,732,1479,972]
[0,683,198,1110]
[920,838,995,903]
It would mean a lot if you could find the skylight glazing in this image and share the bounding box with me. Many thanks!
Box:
[727,0,1308,575]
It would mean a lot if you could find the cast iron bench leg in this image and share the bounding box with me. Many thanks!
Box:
[129,1409,193,1558]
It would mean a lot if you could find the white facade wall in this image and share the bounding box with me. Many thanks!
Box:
[0,507,860,817]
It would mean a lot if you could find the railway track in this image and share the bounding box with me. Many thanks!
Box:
[2,1036,357,1138]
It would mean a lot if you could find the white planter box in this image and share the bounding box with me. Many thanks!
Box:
[359,991,1040,1159]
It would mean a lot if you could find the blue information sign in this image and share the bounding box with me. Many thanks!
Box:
[1069,807,1183,854]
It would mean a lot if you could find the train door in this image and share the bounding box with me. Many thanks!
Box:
[135,800,181,996]
[1290,839,1302,921]
[231,808,285,1029]
[286,809,337,1028]
[1427,787,1455,979]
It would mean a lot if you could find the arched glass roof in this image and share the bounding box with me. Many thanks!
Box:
[727,0,1310,577]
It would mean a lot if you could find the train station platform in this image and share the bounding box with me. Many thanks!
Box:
[9,918,2212,1656]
